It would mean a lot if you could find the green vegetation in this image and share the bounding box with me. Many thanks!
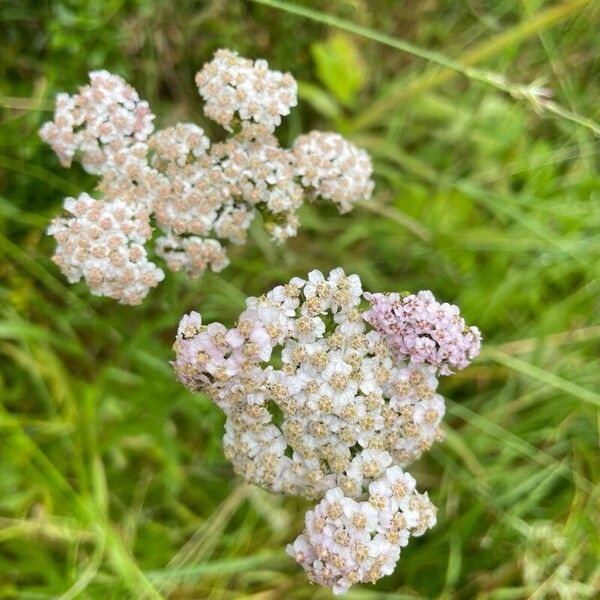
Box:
[1,0,599,597]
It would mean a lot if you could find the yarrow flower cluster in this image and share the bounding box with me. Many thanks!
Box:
[39,70,154,174]
[363,291,482,376]
[293,131,374,214]
[289,469,436,593]
[195,48,297,131]
[173,269,481,593]
[48,194,164,305]
[40,52,374,304]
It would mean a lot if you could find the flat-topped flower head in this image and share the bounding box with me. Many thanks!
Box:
[49,193,164,304]
[39,70,155,174]
[364,290,481,375]
[174,269,480,491]
[293,131,375,213]
[172,270,478,593]
[149,123,210,168]
[195,49,298,132]
[40,55,372,304]
[287,466,437,594]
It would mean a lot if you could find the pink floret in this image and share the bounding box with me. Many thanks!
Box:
[363,290,481,375]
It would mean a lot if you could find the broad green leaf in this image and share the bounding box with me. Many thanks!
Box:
[310,34,366,107]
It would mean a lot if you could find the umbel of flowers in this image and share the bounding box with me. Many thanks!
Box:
[39,51,374,305]
[173,269,481,594]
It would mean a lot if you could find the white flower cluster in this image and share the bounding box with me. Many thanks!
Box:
[48,193,164,304]
[40,52,374,304]
[288,469,436,594]
[38,70,154,174]
[173,269,480,593]
[293,131,375,213]
[195,49,297,131]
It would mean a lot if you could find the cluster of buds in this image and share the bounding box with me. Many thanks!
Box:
[40,50,374,304]
[173,269,481,593]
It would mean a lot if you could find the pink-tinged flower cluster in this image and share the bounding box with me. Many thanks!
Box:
[40,53,374,304]
[39,70,155,174]
[288,468,436,595]
[195,49,298,132]
[48,193,164,304]
[363,291,481,375]
[173,270,480,593]
[293,131,375,213]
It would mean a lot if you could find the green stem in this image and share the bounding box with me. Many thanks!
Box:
[247,0,598,136]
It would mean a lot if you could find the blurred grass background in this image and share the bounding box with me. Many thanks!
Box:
[1,0,599,598]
